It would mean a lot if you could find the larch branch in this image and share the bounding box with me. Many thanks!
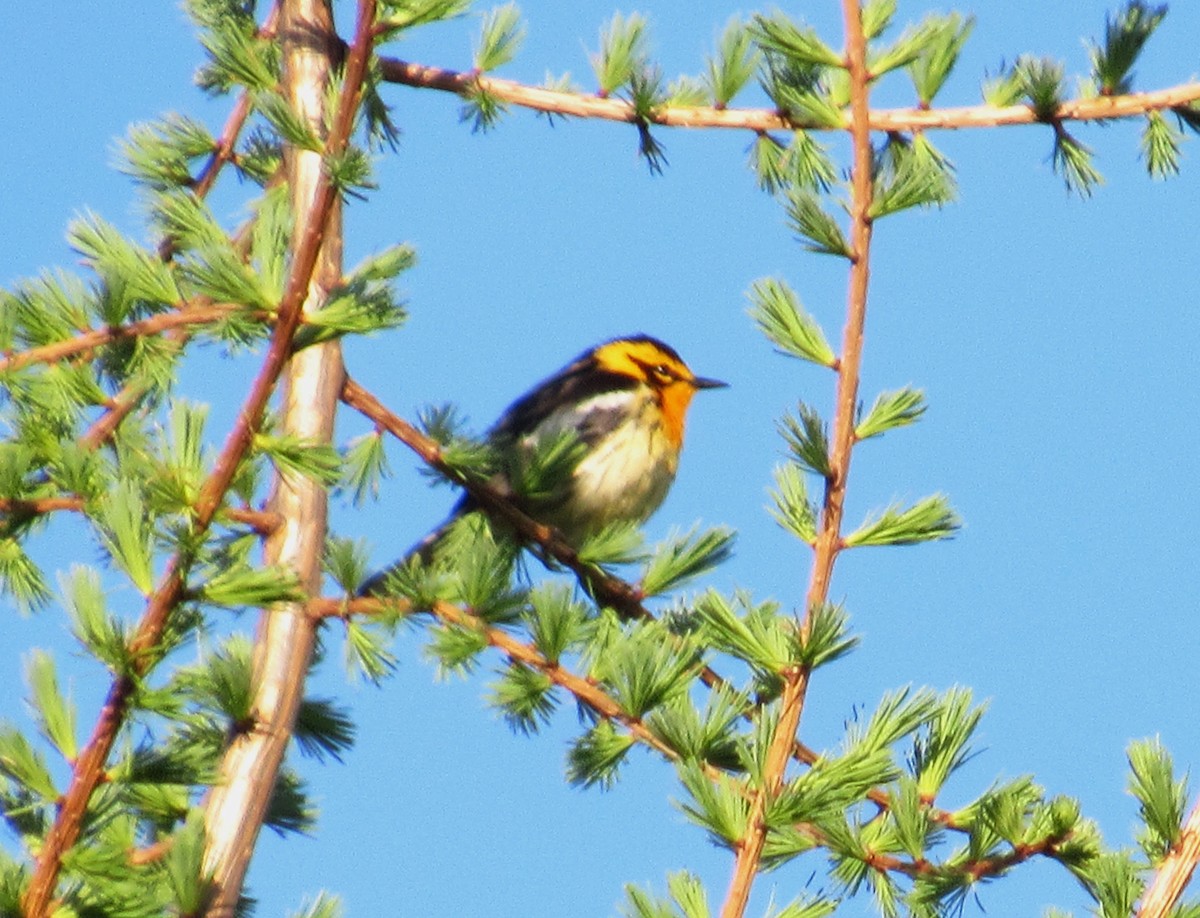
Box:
[378,56,1200,134]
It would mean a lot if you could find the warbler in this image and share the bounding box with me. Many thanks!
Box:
[362,335,726,593]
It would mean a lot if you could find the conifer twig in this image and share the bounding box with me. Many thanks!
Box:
[1138,795,1200,918]
[377,56,1200,133]
[718,2,875,914]
[198,0,379,913]
[19,0,360,909]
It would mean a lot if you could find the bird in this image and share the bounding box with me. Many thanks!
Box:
[361,335,726,595]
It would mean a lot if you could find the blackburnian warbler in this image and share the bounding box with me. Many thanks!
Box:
[363,335,726,593]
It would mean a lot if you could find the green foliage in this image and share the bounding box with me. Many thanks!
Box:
[119,114,218,189]
[378,0,473,38]
[750,13,842,70]
[640,526,735,597]
[296,244,413,350]
[26,651,77,760]
[591,12,650,95]
[645,683,746,771]
[1141,109,1183,178]
[706,18,760,107]
[871,133,957,218]
[748,277,836,367]
[474,3,525,72]
[779,402,832,478]
[785,188,852,257]
[676,761,749,850]
[567,719,635,788]
[1052,127,1104,197]
[769,463,817,544]
[906,13,974,105]
[341,432,392,506]
[843,495,960,547]
[855,387,926,441]
[1127,737,1186,863]
[1089,1,1167,95]
[489,662,558,734]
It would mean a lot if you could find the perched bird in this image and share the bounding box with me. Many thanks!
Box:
[362,335,726,594]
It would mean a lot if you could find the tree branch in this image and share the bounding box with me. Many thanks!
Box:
[377,55,1200,134]
[198,0,374,913]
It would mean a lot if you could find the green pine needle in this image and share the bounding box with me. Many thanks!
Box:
[595,622,701,718]
[862,0,897,41]
[695,591,800,674]
[63,566,133,673]
[750,13,843,70]
[982,62,1025,108]
[294,697,356,764]
[666,75,708,107]
[749,277,836,367]
[566,720,634,789]
[640,526,735,597]
[906,13,974,105]
[592,12,649,95]
[796,602,858,669]
[253,91,323,152]
[1128,737,1187,863]
[344,619,398,684]
[25,651,77,761]
[194,563,304,608]
[1141,110,1182,178]
[459,86,509,133]
[676,760,750,849]
[644,684,745,771]
[425,622,488,678]
[0,725,58,800]
[165,812,209,914]
[0,538,50,613]
[68,212,181,312]
[576,520,646,566]
[289,892,344,918]
[341,433,393,506]
[525,584,591,664]
[785,189,852,257]
[910,687,985,797]
[1090,1,1167,96]
[778,402,832,478]
[254,434,343,486]
[489,663,557,735]
[843,494,960,547]
[1052,127,1104,197]
[706,18,760,107]
[474,3,525,72]
[95,480,156,594]
[1016,56,1066,120]
[769,463,817,545]
[855,387,927,441]
[377,0,473,37]
[870,134,957,219]
[118,115,216,189]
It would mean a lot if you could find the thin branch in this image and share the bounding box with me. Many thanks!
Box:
[1138,795,1200,918]
[198,0,374,913]
[0,303,252,374]
[718,3,877,915]
[378,56,1200,133]
[19,2,355,910]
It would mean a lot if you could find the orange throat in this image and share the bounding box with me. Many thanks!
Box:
[657,383,696,452]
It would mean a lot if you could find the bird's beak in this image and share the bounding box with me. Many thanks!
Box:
[691,375,729,390]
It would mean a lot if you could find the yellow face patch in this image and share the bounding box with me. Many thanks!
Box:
[592,338,695,386]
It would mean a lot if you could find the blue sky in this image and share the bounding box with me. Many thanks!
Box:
[3,2,1200,915]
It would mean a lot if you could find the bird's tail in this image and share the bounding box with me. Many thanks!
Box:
[357,499,520,597]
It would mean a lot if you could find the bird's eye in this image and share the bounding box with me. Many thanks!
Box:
[651,363,674,382]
